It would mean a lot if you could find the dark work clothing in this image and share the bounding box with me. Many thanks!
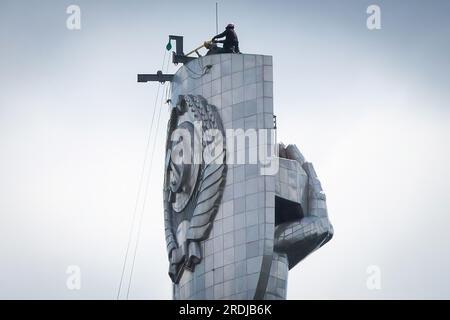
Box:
[212,29,240,53]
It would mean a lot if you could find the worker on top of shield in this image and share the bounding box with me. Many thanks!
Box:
[211,23,241,54]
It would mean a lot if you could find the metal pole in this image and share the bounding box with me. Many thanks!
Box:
[215,2,218,34]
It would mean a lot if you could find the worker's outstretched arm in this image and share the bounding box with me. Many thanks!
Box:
[212,30,227,40]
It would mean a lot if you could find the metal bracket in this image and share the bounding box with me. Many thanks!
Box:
[169,35,196,65]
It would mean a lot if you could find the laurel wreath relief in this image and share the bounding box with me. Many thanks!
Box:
[164,95,227,283]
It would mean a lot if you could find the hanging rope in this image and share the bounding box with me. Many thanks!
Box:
[125,52,172,299]
[116,50,168,300]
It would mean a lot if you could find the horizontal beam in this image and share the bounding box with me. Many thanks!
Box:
[137,71,174,83]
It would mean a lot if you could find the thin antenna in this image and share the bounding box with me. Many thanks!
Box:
[215,2,219,34]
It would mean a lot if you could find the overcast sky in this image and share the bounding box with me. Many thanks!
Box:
[1,0,450,299]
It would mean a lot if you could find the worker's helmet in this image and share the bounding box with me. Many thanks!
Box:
[226,23,235,29]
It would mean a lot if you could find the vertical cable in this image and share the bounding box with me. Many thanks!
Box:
[216,2,219,34]
[125,55,171,299]
[116,50,167,300]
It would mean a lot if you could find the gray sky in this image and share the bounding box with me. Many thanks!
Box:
[1,0,450,299]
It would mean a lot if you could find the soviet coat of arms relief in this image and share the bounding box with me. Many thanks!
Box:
[163,95,227,284]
